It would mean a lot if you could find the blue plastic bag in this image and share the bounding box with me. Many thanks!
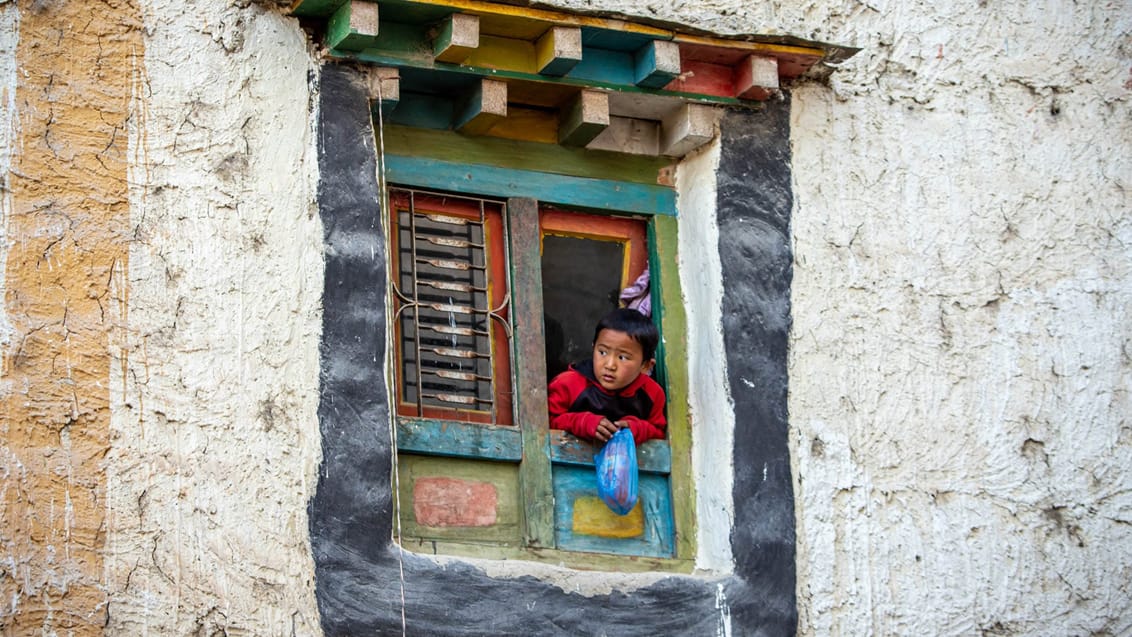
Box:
[595,428,639,515]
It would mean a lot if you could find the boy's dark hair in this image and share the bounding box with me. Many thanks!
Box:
[593,308,659,361]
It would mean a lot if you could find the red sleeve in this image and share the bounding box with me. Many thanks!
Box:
[547,371,602,441]
[620,380,666,444]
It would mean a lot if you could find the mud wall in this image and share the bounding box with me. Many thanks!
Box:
[1,0,140,630]
[0,0,1128,634]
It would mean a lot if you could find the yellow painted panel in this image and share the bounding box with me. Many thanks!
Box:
[572,497,645,538]
[466,35,537,73]
[483,105,559,144]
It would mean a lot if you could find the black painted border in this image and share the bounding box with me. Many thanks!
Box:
[308,64,796,636]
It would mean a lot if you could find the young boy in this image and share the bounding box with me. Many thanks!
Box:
[547,308,666,445]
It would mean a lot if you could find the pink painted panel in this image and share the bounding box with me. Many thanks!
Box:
[413,477,499,527]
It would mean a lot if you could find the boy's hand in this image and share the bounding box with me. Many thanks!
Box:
[594,418,624,443]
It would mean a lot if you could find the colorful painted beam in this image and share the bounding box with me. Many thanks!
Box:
[376,124,672,187]
[434,12,479,63]
[381,154,676,215]
[454,78,507,135]
[536,26,582,76]
[325,0,380,51]
[633,40,680,89]
[549,430,671,474]
[396,417,523,461]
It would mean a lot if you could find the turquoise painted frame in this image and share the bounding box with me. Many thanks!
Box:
[552,466,675,558]
[382,132,691,563]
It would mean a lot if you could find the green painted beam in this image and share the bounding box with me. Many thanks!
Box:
[507,197,555,549]
[377,124,670,186]
[326,0,381,51]
[382,155,676,215]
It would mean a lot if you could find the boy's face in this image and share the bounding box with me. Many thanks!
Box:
[591,328,655,392]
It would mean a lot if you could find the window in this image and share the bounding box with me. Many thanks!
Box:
[388,185,687,565]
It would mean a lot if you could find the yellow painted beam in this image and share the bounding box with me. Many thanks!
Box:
[408,0,673,39]
[455,78,508,135]
[465,33,537,73]
[672,33,825,59]
[535,26,582,76]
[481,105,558,144]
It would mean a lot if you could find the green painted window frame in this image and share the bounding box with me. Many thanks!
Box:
[380,126,695,570]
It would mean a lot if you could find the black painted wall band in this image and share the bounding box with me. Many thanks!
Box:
[309,63,797,636]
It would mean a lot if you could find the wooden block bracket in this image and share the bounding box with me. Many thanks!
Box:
[434,13,480,64]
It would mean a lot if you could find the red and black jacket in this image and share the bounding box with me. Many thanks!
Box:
[547,360,666,444]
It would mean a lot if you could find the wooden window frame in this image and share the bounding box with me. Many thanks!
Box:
[383,133,694,572]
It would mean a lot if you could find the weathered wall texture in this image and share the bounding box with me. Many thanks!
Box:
[2,0,1129,633]
[787,4,1132,634]
[102,0,323,633]
[572,1,1127,635]
[1,0,141,630]
[556,0,1132,634]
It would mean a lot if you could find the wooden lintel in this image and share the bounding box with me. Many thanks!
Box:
[660,103,719,157]
[454,78,507,135]
[434,13,480,64]
[535,26,582,76]
[734,54,779,100]
[326,0,380,52]
[633,40,681,89]
[366,67,400,116]
[558,89,609,147]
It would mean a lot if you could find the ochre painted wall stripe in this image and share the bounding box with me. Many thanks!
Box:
[1,0,141,631]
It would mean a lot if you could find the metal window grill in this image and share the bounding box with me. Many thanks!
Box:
[389,188,511,422]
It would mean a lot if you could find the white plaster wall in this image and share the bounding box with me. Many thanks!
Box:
[674,140,737,575]
[107,0,324,632]
[0,3,16,375]
[91,0,1130,633]
[557,0,1132,634]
